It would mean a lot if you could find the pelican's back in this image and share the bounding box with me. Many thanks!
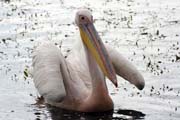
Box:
[32,43,66,102]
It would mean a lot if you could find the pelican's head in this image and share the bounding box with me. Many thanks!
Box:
[75,9,117,87]
[75,9,93,26]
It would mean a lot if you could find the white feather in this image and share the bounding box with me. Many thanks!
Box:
[32,42,66,102]
[106,45,145,90]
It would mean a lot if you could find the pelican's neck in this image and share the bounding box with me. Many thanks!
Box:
[83,45,109,99]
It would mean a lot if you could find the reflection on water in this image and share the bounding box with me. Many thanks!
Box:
[48,106,113,120]
[117,109,145,119]
[33,105,145,120]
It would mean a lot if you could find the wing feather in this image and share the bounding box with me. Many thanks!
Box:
[106,45,145,90]
[32,42,66,102]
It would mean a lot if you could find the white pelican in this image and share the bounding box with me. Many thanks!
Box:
[32,9,145,112]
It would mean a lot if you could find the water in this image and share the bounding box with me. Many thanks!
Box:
[0,0,180,119]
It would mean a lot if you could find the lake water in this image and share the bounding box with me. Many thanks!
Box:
[0,0,180,119]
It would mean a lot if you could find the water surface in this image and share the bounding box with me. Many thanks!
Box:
[0,0,180,119]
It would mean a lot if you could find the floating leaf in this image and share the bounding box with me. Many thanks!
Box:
[24,68,29,80]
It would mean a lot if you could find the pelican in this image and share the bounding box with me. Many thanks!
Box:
[32,9,145,112]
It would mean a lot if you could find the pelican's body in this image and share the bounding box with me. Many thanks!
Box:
[32,9,145,112]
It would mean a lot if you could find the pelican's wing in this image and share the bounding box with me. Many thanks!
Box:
[106,45,145,90]
[32,42,66,102]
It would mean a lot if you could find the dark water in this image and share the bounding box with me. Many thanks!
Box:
[32,105,145,120]
[0,0,180,119]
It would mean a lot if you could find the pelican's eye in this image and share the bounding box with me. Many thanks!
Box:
[79,15,91,24]
[79,16,87,21]
[81,16,85,20]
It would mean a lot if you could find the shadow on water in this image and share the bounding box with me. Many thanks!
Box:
[2,0,10,3]
[44,105,145,120]
[117,109,145,119]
